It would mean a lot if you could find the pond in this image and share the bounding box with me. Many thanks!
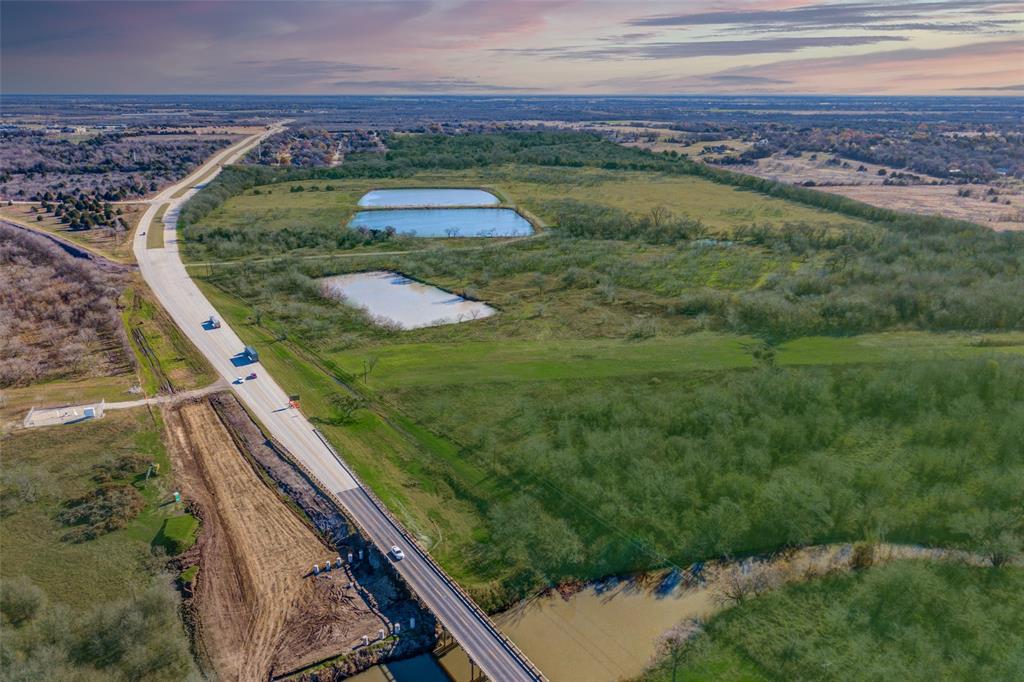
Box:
[349,208,533,237]
[357,188,499,208]
[321,271,495,329]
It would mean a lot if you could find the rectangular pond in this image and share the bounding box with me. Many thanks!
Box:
[321,271,496,329]
[349,208,533,237]
[357,188,499,207]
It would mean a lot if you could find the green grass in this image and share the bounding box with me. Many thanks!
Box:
[334,331,1024,391]
[147,204,168,249]
[0,374,139,429]
[154,514,199,555]
[121,284,216,395]
[178,564,199,586]
[183,165,864,263]
[225,168,861,234]
[643,561,1024,682]
[0,407,183,611]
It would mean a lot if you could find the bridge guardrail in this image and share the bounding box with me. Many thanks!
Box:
[312,428,546,682]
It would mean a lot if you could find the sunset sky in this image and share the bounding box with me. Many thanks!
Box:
[2,0,1022,95]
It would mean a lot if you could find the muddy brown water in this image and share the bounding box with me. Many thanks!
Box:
[351,571,715,682]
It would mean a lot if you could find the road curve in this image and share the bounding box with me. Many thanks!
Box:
[132,129,545,682]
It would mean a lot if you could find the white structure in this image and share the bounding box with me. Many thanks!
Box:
[23,399,105,428]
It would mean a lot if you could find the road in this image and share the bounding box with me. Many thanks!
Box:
[132,129,544,682]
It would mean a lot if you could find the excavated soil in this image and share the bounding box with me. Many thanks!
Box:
[164,396,427,680]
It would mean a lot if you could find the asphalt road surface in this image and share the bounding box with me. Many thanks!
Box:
[132,129,544,682]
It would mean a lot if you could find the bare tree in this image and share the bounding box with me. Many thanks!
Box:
[652,618,703,682]
[712,559,780,607]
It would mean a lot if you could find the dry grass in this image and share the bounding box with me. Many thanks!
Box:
[0,202,148,262]
[745,152,1024,231]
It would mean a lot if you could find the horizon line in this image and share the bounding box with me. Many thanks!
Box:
[3,91,1023,98]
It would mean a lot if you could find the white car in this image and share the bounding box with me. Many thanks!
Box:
[234,376,244,385]
[390,546,405,561]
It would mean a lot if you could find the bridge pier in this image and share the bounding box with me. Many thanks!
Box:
[434,627,458,656]
[433,627,489,681]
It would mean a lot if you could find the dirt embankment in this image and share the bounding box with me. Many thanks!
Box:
[164,393,434,681]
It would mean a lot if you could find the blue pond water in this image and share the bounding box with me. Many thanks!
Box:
[357,188,499,207]
[349,208,533,237]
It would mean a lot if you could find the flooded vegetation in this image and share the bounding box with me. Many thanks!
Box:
[320,270,495,329]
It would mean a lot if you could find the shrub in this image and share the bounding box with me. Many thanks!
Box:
[91,455,152,484]
[58,484,145,542]
[0,576,45,626]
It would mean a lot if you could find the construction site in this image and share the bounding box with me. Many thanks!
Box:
[164,392,437,680]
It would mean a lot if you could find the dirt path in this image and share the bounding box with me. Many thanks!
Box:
[103,380,227,410]
[164,398,392,680]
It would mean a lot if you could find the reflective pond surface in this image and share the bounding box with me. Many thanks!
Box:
[320,271,495,329]
[357,188,499,207]
[349,208,533,237]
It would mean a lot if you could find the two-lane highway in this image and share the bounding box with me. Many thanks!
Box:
[133,129,544,682]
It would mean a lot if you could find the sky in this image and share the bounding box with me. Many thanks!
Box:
[2,0,1022,95]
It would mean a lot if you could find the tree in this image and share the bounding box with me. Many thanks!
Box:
[326,393,365,425]
[652,618,703,682]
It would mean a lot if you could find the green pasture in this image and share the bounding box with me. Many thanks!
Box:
[184,165,863,263]
[333,331,1024,391]
[0,408,183,612]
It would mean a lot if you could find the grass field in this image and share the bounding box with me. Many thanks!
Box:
[154,514,199,555]
[0,203,208,678]
[642,561,1024,681]
[196,281,500,593]
[0,406,197,679]
[333,332,1024,390]
[0,408,183,610]
[121,283,216,395]
[183,165,863,262]
[0,201,146,263]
